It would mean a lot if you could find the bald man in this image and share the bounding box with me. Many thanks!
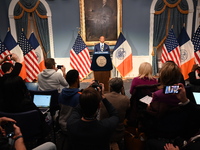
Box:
[94,36,110,53]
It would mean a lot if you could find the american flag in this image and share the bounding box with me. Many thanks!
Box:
[18,32,40,82]
[70,34,91,80]
[160,29,181,67]
[192,25,200,64]
[0,40,12,76]
[29,33,45,72]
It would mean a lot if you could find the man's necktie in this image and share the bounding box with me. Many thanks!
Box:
[101,44,104,52]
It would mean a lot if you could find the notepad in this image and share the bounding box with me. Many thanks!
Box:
[139,95,153,105]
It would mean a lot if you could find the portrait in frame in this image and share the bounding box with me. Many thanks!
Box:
[79,0,122,46]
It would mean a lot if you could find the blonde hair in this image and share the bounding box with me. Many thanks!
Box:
[159,61,181,86]
[138,62,154,79]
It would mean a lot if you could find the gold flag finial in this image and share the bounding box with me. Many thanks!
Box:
[77,27,81,34]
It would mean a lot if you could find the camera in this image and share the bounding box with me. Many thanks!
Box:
[163,85,179,94]
[1,121,15,138]
[90,80,102,91]
[57,65,63,69]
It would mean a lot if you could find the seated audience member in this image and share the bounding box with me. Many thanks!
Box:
[188,64,200,85]
[0,117,57,150]
[100,77,130,149]
[151,61,182,106]
[67,86,119,150]
[37,58,68,93]
[0,76,49,139]
[158,61,185,86]
[188,64,200,91]
[0,53,22,78]
[144,63,194,149]
[130,62,157,94]
[59,69,80,105]
[0,76,38,112]
[163,83,200,150]
[58,69,81,132]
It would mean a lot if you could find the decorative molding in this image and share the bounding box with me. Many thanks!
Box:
[195,0,200,31]
[149,0,194,62]
[8,0,54,58]
[79,0,122,46]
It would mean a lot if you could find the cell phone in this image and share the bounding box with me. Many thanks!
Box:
[57,65,63,69]
[2,122,15,138]
[163,85,179,94]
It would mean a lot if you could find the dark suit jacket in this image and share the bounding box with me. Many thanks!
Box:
[94,43,110,53]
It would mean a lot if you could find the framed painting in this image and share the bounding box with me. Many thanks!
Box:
[79,0,122,46]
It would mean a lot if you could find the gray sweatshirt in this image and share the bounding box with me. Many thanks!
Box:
[37,69,68,93]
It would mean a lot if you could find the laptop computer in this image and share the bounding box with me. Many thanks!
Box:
[33,95,51,113]
[193,92,200,105]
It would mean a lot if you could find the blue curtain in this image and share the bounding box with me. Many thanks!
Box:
[33,2,50,57]
[14,0,50,57]
[14,3,28,40]
[152,0,188,74]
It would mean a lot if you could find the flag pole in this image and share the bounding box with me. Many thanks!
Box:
[77,27,81,35]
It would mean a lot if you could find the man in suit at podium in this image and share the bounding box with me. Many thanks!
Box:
[92,36,111,91]
[94,36,110,53]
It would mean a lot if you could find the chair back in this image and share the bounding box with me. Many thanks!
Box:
[127,84,159,126]
[131,84,159,106]
[25,82,39,91]
[132,84,160,99]
[144,102,188,139]
[0,110,42,141]
[185,86,197,104]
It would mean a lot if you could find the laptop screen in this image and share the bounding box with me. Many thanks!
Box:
[193,92,200,105]
[33,95,51,108]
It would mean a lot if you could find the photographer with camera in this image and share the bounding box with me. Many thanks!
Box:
[37,58,68,93]
[163,83,200,150]
[90,80,102,91]
[144,61,191,149]
[188,64,200,91]
[67,84,119,150]
[0,53,22,78]
[0,117,57,150]
[0,54,12,64]
[0,117,26,150]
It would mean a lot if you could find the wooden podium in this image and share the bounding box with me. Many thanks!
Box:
[91,52,113,91]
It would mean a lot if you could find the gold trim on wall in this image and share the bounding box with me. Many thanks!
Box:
[79,0,122,46]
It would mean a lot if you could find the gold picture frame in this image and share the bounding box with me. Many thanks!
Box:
[79,0,122,46]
